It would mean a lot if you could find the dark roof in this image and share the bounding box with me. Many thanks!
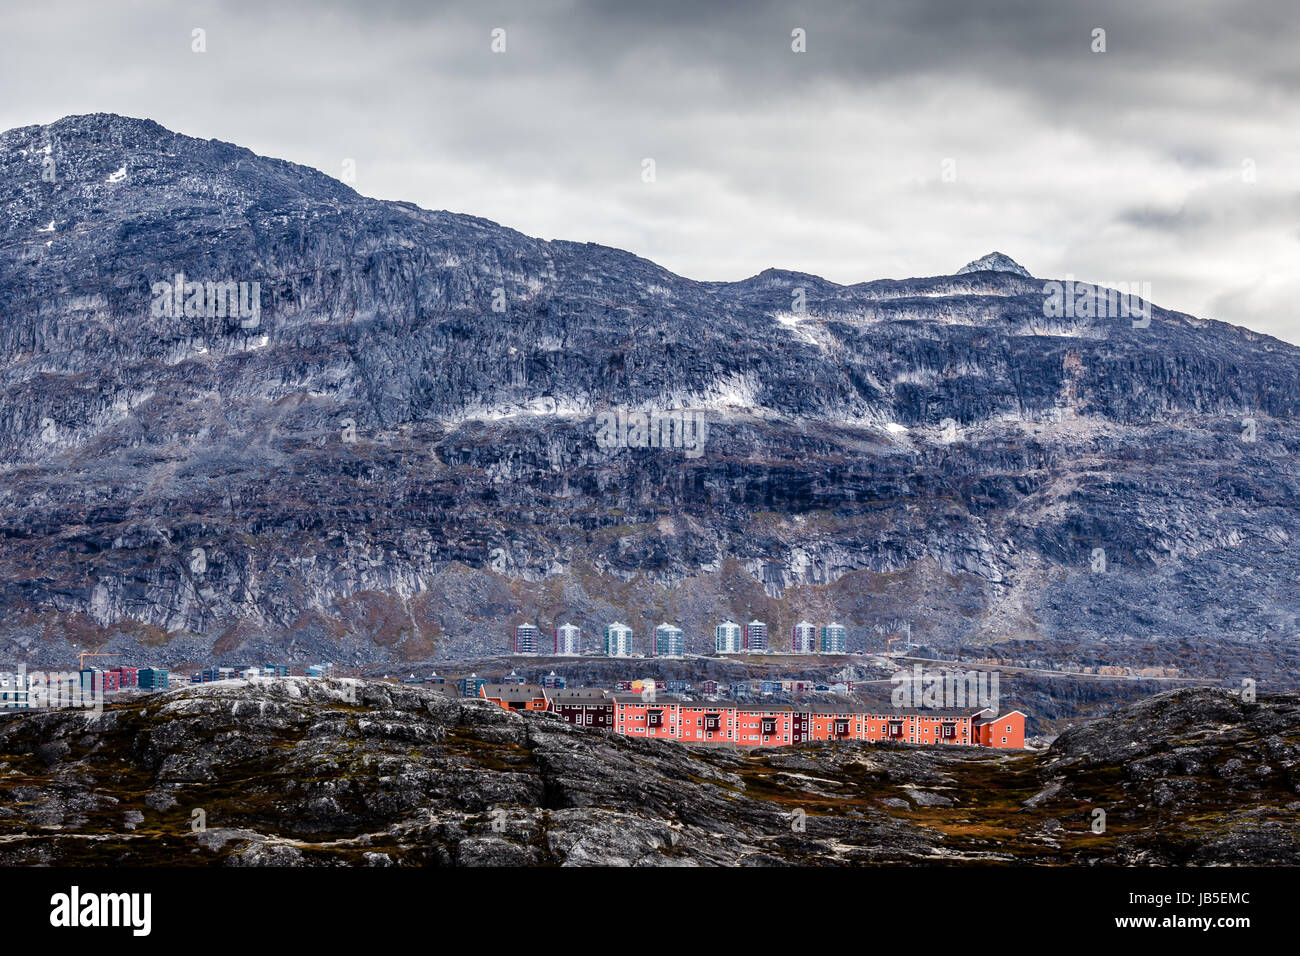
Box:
[613,695,739,709]
[481,684,548,702]
[801,703,866,714]
[551,690,614,704]
[799,703,985,717]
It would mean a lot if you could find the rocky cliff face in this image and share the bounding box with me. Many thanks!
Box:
[0,680,1293,865]
[1,114,1297,679]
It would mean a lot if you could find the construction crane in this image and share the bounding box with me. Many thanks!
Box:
[880,621,914,659]
[77,650,120,670]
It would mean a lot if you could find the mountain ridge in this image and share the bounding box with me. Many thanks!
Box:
[10,113,1281,326]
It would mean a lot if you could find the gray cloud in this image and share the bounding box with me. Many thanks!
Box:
[2,0,1298,341]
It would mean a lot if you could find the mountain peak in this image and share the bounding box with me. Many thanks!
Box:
[956,252,1031,277]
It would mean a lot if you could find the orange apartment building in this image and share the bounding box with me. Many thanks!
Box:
[733,706,794,746]
[613,698,798,746]
[479,684,1027,750]
[974,709,1026,749]
[608,696,1025,749]
[479,683,551,711]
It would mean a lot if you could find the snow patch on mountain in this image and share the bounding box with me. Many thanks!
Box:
[956,252,1031,277]
[672,372,763,412]
[772,310,827,347]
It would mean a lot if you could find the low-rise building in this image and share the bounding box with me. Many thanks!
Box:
[673,700,738,744]
[79,669,120,693]
[0,670,30,709]
[106,666,139,688]
[734,705,793,746]
[615,696,741,744]
[138,667,170,691]
[458,674,488,698]
[974,709,1027,749]
[549,682,1027,751]
[480,683,550,712]
[550,688,615,730]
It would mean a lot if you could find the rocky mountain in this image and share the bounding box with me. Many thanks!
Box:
[1,113,1298,684]
[0,679,1293,865]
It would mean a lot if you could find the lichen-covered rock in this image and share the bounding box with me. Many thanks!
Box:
[0,678,1295,865]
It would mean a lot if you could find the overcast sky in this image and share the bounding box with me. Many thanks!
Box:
[3,0,1298,341]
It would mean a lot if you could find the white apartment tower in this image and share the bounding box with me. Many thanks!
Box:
[791,620,817,653]
[554,623,581,655]
[821,622,848,654]
[715,620,743,654]
[654,623,685,657]
[605,622,633,657]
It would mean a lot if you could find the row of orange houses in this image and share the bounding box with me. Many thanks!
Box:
[478,683,1026,749]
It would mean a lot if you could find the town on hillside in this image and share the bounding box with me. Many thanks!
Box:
[0,659,1025,750]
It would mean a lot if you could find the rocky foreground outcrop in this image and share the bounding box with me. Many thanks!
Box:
[0,679,1294,865]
